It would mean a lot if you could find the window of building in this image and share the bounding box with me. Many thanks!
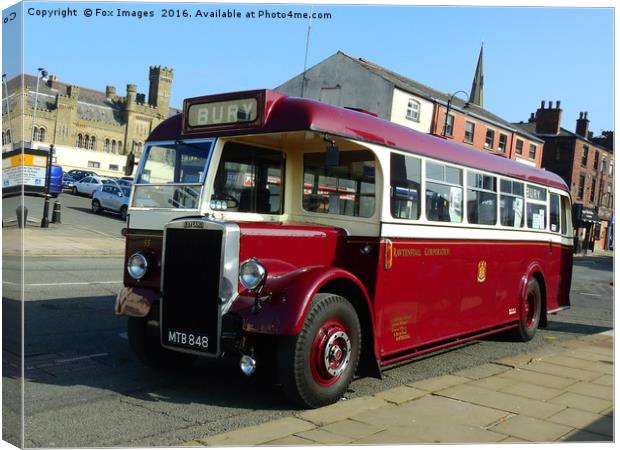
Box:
[104,139,110,153]
[529,144,537,160]
[526,185,547,230]
[484,129,495,149]
[390,153,421,220]
[32,127,39,141]
[303,150,375,218]
[76,134,83,148]
[425,161,463,223]
[87,161,101,169]
[90,136,96,151]
[498,134,507,153]
[464,121,475,143]
[467,171,497,225]
[109,164,119,171]
[515,139,523,155]
[593,151,599,170]
[1,131,5,145]
[406,98,420,122]
[581,145,589,166]
[111,141,117,153]
[499,179,524,227]
[445,114,455,137]
[604,183,613,208]
[5,130,10,144]
[601,157,606,175]
[610,160,614,177]
[84,135,91,150]
[577,173,586,200]
[590,177,597,203]
[38,127,46,142]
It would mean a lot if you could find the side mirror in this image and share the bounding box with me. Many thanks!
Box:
[124,152,135,176]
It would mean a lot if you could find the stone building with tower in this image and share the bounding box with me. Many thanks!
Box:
[513,102,614,252]
[2,66,177,176]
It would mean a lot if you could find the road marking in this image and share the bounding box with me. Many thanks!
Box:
[55,353,109,363]
[3,280,122,287]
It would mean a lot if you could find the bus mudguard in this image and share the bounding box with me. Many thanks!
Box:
[236,265,375,338]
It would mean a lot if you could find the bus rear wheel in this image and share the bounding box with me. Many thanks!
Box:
[127,316,196,369]
[278,293,361,408]
[515,278,542,342]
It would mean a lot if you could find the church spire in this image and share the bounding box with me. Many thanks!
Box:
[469,43,484,107]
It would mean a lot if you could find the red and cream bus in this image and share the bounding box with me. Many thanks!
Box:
[115,89,573,408]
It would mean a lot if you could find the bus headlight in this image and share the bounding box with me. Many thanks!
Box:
[239,258,266,290]
[127,252,148,280]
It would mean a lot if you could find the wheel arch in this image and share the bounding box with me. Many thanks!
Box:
[318,278,381,378]
[521,263,548,329]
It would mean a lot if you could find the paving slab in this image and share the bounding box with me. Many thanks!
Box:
[548,408,613,437]
[566,381,613,400]
[548,392,613,414]
[296,396,387,427]
[520,361,603,381]
[372,385,426,404]
[591,374,613,386]
[318,419,385,440]
[199,417,315,446]
[499,381,564,401]
[262,435,315,446]
[407,374,469,392]
[562,429,613,442]
[542,354,613,373]
[498,367,579,389]
[453,363,510,380]
[489,415,573,442]
[294,428,355,445]
[466,375,515,391]
[437,384,566,419]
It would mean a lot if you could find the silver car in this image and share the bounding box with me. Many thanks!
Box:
[91,184,131,220]
[73,176,116,197]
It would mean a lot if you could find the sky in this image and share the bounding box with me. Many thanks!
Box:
[1,1,616,134]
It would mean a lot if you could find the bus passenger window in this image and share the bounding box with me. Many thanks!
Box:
[467,171,497,225]
[526,184,548,230]
[390,153,421,220]
[500,180,524,227]
[425,162,462,223]
[303,150,375,218]
[212,142,284,214]
[549,194,561,233]
[561,195,572,235]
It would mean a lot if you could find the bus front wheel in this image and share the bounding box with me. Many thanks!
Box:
[278,293,361,408]
[515,278,542,342]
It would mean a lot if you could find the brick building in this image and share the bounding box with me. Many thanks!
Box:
[514,102,614,251]
[277,51,544,167]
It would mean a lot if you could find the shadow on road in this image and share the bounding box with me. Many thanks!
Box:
[3,295,293,412]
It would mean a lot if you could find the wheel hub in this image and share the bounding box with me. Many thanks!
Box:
[323,331,351,377]
[310,320,352,385]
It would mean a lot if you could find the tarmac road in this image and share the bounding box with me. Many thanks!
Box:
[2,253,613,447]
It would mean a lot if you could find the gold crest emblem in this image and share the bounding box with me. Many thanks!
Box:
[477,260,487,283]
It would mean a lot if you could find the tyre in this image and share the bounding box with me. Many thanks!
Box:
[278,293,361,408]
[91,199,101,214]
[515,278,542,342]
[120,205,128,221]
[127,316,196,369]
[72,186,78,195]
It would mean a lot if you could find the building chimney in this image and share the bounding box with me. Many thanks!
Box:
[576,111,589,138]
[534,100,562,135]
[528,112,536,123]
[46,74,58,89]
[106,85,117,98]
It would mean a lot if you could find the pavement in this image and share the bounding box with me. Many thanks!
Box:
[2,222,125,256]
[189,331,613,445]
[2,222,615,444]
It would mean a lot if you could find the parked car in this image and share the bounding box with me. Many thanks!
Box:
[91,184,130,220]
[67,169,97,181]
[115,178,133,188]
[62,173,77,190]
[72,176,116,197]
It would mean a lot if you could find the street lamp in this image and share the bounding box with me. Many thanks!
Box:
[2,73,13,145]
[442,90,469,137]
[31,67,48,142]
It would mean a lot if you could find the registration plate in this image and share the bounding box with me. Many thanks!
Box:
[166,329,210,351]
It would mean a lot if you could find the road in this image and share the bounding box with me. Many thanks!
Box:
[2,248,613,446]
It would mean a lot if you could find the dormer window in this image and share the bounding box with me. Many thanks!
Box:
[406,98,420,122]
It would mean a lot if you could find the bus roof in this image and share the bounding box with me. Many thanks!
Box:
[148,89,568,191]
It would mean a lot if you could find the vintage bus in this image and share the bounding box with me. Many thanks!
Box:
[115,89,573,408]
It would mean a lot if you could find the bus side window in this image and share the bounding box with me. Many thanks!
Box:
[561,195,572,235]
[500,180,524,227]
[390,153,421,220]
[549,194,561,233]
[467,171,497,225]
[526,185,547,230]
[425,162,463,223]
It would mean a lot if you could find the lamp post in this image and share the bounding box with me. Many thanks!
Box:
[2,74,13,144]
[41,144,54,228]
[442,90,469,137]
[31,67,48,142]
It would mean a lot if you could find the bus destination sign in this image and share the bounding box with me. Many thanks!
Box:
[187,98,258,128]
